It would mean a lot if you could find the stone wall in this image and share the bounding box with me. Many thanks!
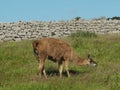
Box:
[0,18,120,41]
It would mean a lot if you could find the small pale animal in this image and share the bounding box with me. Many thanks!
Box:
[32,38,97,78]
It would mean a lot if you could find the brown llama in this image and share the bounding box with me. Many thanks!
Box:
[32,38,97,78]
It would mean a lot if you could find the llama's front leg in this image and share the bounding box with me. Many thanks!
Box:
[58,61,63,78]
[64,60,70,78]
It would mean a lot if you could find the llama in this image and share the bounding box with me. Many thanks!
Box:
[32,38,97,78]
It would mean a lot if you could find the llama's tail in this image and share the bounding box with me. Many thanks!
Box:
[32,40,39,56]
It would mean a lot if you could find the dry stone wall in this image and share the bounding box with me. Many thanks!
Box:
[0,19,120,41]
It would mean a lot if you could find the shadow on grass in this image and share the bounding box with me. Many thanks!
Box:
[32,69,90,81]
[45,69,87,77]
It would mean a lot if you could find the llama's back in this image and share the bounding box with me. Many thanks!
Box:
[33,38,73,60]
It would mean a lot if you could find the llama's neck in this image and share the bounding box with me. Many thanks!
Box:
[72,53,87,65]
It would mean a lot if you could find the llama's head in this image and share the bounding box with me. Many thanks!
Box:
[75,54,97,66]
[86,54,97,67]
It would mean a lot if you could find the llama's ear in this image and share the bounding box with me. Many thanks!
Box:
[88,54,91,59]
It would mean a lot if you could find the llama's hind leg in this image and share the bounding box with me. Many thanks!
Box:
[37,56,47,79]
[37,60,44,77]
[43,66,47,79]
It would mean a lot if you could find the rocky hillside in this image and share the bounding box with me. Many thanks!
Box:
[0,18,120,41]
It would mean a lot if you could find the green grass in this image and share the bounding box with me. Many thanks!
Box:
[0,32,120,90]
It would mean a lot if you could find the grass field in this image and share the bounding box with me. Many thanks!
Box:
[0,32,120,90]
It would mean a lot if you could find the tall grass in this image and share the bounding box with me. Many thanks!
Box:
[70,31,97,38]
[0,32,120,90]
